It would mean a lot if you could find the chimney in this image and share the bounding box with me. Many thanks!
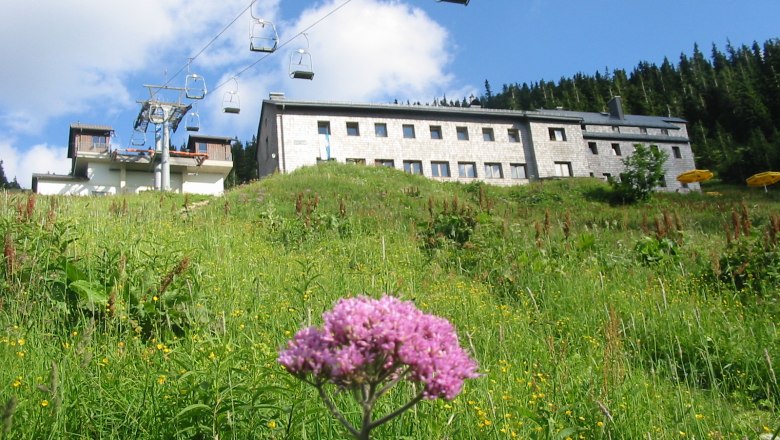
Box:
[269,92,285,101]
[607,96,624,120]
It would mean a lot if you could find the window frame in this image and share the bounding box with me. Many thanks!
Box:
[431,161,451,178]
[402,124,416,139]
[611,143,622,156]
[458,162,477,178]
[507,128,520,143]
[374,123,388,138]
[456,126,469,141]
[482,127,495,142]
[346,122,360,137]
[429,125,443,140]
[375,159,395,168]
[484,162,503,179]
[510,163,527,179]
[548,127,566,141]
[403,160,423,175]
[588,142,598,155]
[554,161,572,177]
[672,146,682,159]
[317,121,331,135]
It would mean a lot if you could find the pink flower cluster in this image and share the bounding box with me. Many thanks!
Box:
[278,295,479,400]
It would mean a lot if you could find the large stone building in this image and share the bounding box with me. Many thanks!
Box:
[255,93,698,191]
[33,124,234,196]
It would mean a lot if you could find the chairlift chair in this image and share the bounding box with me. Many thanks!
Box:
[149,104,167,124]
[130,129,146,147]
[185,73,207,100]
[185,110,200,132]
[250,19,279,53]
[289,48,314,80]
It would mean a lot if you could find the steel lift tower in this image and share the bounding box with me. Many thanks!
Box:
[133,85,193,192]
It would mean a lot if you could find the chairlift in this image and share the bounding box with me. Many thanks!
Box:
[250,19,279,53]
[223,78,241,114]
[289,34,314,80]
[130,129,146,147]
[149,104,167,124]
[185,73,207,100]
[185,109,200,132]
[436,0,469,5]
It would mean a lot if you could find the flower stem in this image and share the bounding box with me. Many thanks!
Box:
[368,391,425,431]
[315,384,360,439]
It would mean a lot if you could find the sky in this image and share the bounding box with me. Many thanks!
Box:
[1,0,778,188]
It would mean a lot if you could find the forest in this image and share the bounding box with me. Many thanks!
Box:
[225,38,780,187]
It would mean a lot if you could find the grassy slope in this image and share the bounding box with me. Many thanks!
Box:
[1,163,779,439]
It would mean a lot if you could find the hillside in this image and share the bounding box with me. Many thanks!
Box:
[1,163,780,439]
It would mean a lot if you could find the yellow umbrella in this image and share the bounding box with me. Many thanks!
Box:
[677,169,714,184]
[746,171,780,192]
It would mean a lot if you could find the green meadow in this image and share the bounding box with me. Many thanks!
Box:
[1,162,779,439]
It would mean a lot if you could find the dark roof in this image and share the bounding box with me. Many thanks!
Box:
[259,99,683,127]
[187,134,234,143]
[536,108,686,129]
[69,123,113,132]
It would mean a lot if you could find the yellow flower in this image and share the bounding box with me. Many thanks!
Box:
[597,421,604,427]
[153,296,159,302]
[12,377,22,388]
[40,400,49,407]
[695,414,705,421]
[208,352,217,361]
[267,420,277,429]
[157,375,166,385]
[17,338,25,346]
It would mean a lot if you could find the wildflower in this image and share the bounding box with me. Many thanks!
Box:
[279,295,479,439]
[597,421,604,427]
[12,377,21,388]
[157,375,166,385]
[40,400,49,407]
[267,420,277,429]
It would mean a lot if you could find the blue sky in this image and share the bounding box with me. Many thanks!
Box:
[1,0,778,188]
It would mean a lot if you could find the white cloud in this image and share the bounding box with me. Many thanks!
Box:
[273,0,454,103]
[0,139,71,188]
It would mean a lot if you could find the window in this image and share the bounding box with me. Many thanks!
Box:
[658,176,667,187]
[375,123,388,137]
[672,146,682,159]
[375,159,394,168]
[456,126,469,141]
[510,163,527,179]
[581,124,587,131]
[92,135,107,146]
[484,163,503,179]
[317,121,331,135]
[588,142,598,155]
[661,128,669,136]
[651,145,660,154]
[554,162,572,177]
[402,124,416,139]
[612,126,620,133]
[430,125,443,140]
[431,161,451,177]
[197,142,208,153]
[640,127,648,135]
[611,143,622,156]
[548,127,566,141]
[346,122,360,136]
[507,129,520,143]
[346,158,366,165]
[458,162,477,178]
[482,127,495,142]
[603,173,612,181]
[403,160,423,175]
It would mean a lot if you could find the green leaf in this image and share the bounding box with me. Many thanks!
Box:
[175,403,212,420]
[68,279,108,311]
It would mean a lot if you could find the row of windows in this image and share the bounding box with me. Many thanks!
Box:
[318,121,521,143]
[587,142,683,158]
[585,125,671,136]
[344,158,529,179]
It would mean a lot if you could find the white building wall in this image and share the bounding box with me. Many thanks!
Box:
[182,173,225,196]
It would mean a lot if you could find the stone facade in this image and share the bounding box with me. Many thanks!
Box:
[256,95,698,191]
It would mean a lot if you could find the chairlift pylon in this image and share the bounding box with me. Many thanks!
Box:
[223,78,241,114]
[289,34,314,80]
[149,104,167,124]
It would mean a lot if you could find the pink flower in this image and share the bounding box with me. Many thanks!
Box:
[278,295,479,400]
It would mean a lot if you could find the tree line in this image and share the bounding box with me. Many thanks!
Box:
[480,38,780,184]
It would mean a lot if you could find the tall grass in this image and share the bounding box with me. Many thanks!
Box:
[1,164,779,438]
